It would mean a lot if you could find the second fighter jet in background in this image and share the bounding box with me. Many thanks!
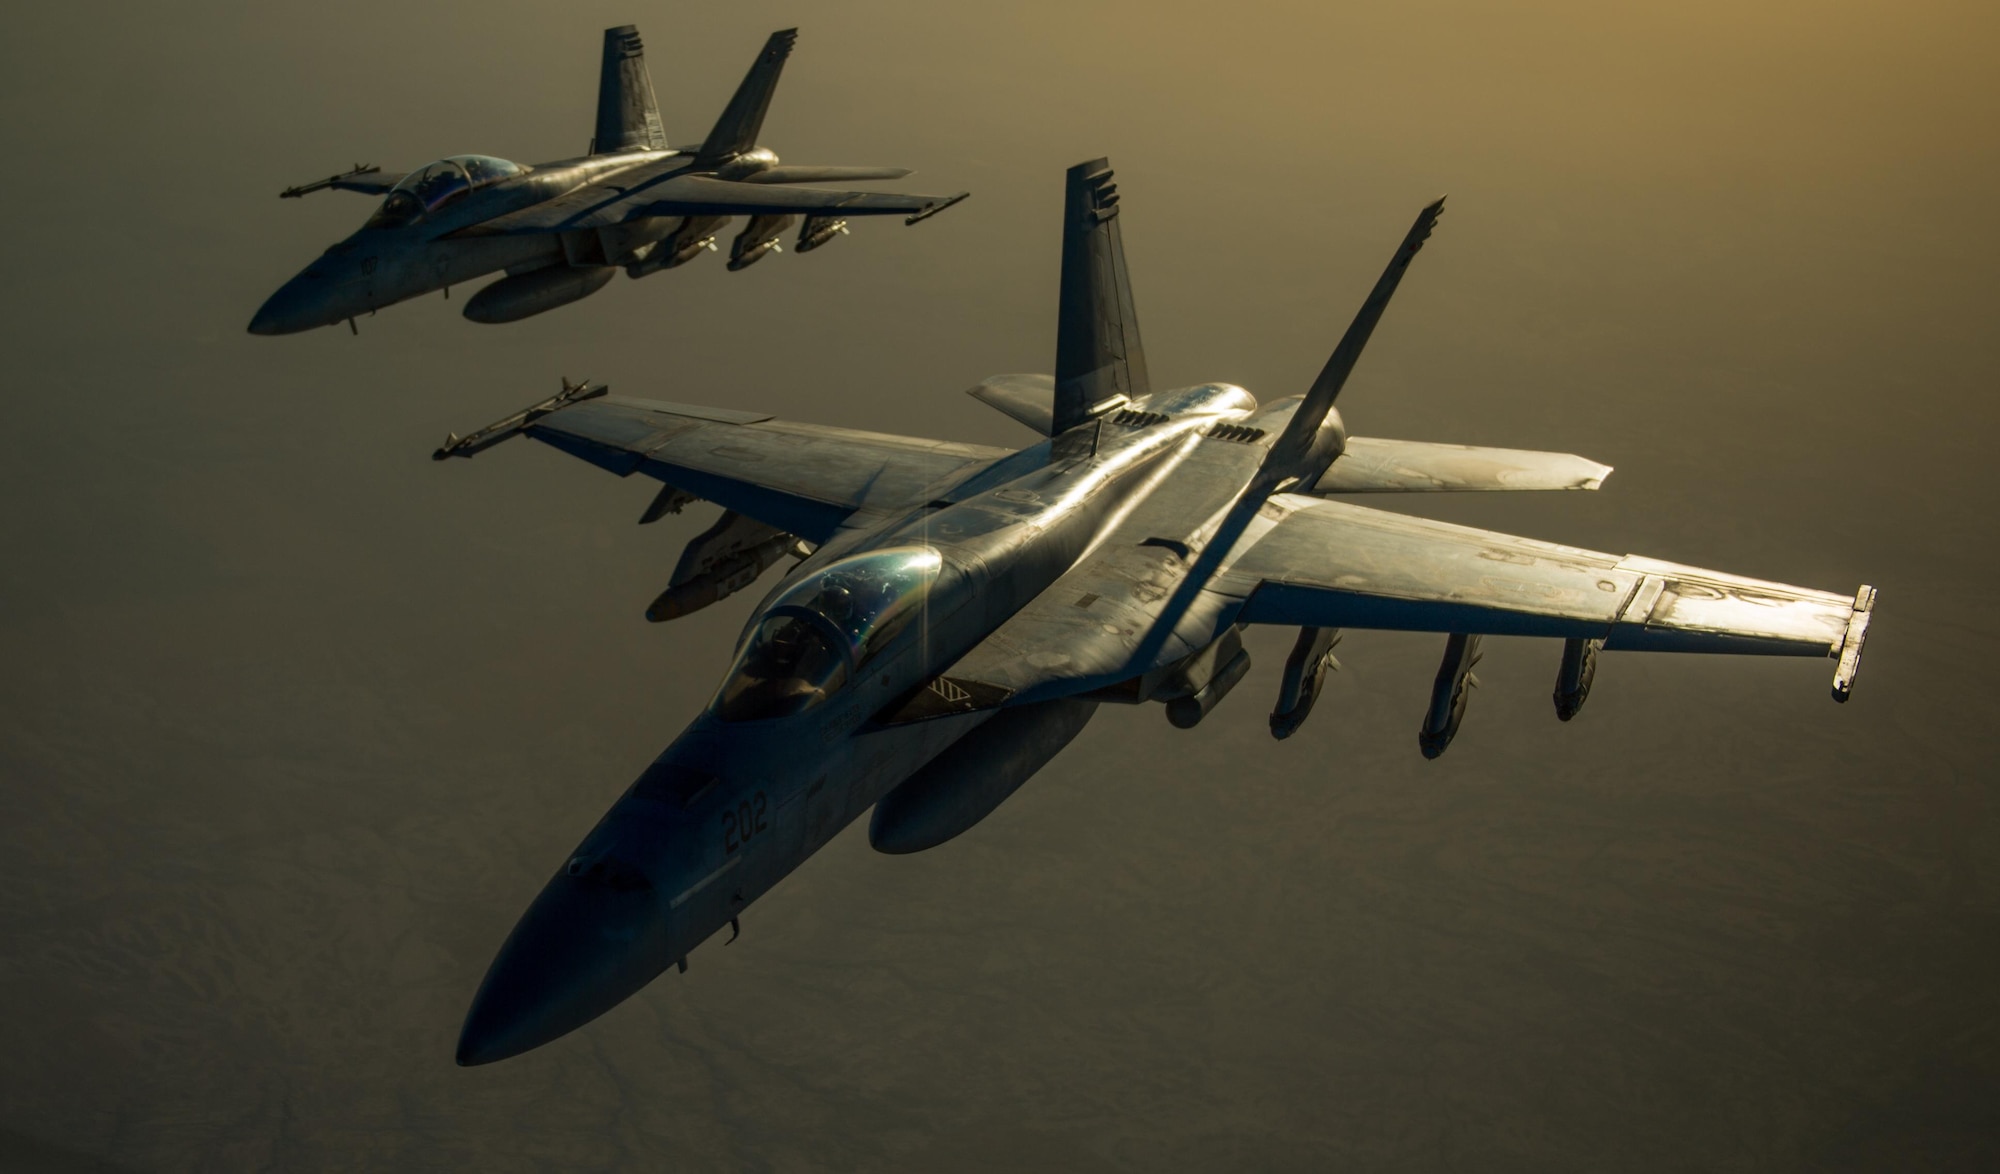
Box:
[250,26,967,334]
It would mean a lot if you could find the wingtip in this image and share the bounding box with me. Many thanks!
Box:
[761,28,800,59]
[1830,584,1876,703]
[905,191,970,226]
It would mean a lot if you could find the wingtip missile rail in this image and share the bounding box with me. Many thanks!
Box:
[433,378,605,461]
[280,163,381,199]
[905,192,970,227]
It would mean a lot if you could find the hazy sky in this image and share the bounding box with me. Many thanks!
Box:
[3,1,1996,1169]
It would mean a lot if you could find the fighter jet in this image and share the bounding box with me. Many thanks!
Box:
[248,26,967,335]
[438,159,1877,1064]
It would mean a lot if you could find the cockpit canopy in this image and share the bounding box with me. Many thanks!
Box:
[365,155,526,229]
[713,546,943,723]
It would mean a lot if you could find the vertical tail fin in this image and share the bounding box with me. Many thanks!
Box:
[594,25,668,154]
[1053,159,1150,435]
[696,29,798,163]
[1259,196,1446,488]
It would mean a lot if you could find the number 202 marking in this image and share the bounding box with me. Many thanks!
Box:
[722,791,769,854]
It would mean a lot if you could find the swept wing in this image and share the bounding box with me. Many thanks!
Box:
[930,489,1871,704]
[1217,494,1872,691]
[442,388,1008,544]
[465,173,967,235]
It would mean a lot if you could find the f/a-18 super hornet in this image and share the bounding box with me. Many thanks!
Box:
[437,159,1877,1064]
[247,26,966,335]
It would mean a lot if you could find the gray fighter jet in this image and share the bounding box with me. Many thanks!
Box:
[439,159,1877,1065]
[248,26,967,335]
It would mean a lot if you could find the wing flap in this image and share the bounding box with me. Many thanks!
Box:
[1314,437,1611,493]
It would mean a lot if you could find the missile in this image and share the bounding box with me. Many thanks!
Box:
[646,511,795,622]
[462,266,615,324]
[727,214,796,271]
[795,215,849,253]
[1418,633,1482,759]
[433,378,605,460]
[626,215,727,278]
[1552,637,1601,721]
[646,543,788,621]
[1269,626,1341,739]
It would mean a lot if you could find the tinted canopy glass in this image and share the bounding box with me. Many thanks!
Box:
[712,547,943,723]
[446,154,527,187]
[712,615,850,723]
[364,156,523,229]
[397,160,472,212]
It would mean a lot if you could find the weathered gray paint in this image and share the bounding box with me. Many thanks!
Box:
[443,159,1875,1066]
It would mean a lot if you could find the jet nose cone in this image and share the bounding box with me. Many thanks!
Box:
[456,860,670,1066]
[247,274,325,335]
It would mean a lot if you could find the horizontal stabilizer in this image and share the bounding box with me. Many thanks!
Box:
[965,374,1056,435]
[1313,438,1611,493]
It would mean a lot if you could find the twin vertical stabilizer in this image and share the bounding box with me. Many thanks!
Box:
[595,26,668,153]
[1052,159,1151,434]
[697,29,799,163]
